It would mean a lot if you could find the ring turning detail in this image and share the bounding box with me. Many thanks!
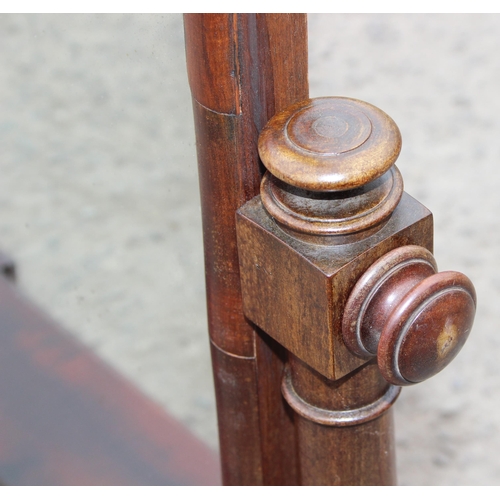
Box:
[282,365,401,426]
[286,100,372,154]
[258,96,402,192]
[258,97,404,245]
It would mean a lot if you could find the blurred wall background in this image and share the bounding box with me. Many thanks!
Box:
[0,13,498,485]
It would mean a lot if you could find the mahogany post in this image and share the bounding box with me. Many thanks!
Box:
[237,96,476,484]
[186,17,476,485]
[183,14,308,485]
[284,358,397,485]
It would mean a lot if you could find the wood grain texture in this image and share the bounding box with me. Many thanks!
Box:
[191,102,256,355]
[343,245,438,358]
[209,342,262,485]
[0,275,220,486]
[258,97,401,192]
[260,166,403,245]
[379,270,476,385]
[237,192,434,380]
[184,14,308,485]
[184,14,240,114]
[289,357,397,486]
[257,96,405,245]
[236,91,446,484]
[342,245,476,385]
[282,365,400,426]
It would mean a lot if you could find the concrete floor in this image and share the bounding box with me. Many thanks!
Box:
[1,14,499,485]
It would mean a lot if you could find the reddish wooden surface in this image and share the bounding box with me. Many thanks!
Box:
[236,94,453,484]
[237,192,434,380]
[258,97,402,192]
[184,14,308,485]
[342,245,476,385]
[184,21,477,484]
[289,358,397,486]
[0,274,220,486]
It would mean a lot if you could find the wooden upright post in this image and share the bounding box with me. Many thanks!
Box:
[186,15,476,486]
[184,14,308,485]
[237,96,475,484]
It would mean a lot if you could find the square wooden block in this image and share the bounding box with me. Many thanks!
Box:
[236,192,433,380]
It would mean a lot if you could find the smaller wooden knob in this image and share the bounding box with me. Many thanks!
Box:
[342,246,476,385]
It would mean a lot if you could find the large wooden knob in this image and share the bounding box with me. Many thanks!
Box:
[257,97,404,244]
[258,96,401,191]
[342,246,476,385]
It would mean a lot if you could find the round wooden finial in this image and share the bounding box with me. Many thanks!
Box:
[257,97,404,244]
[342,246,476,386]
[258,97,402,192]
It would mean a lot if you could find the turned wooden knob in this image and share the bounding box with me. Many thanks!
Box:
[258,96,401,192]
[342,246,476,386]
[257,97,404,244]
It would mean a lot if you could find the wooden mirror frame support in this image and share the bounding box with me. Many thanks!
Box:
[184,13,475,486]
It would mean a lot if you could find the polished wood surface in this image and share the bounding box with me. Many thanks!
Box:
[184,13,308,485]
[237,190,433,380]
[0,274,220,485]
[343,246,438,358]
[237,95,424,484]
[258,97,401,192]
[288,357,397,485]
[241,94,476,483]
[383,271,475,384]
[187,20,476,485]
[343,245,476,385]
[258,97,404,245]
[239,97,459,385]
[260,166,403,245]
